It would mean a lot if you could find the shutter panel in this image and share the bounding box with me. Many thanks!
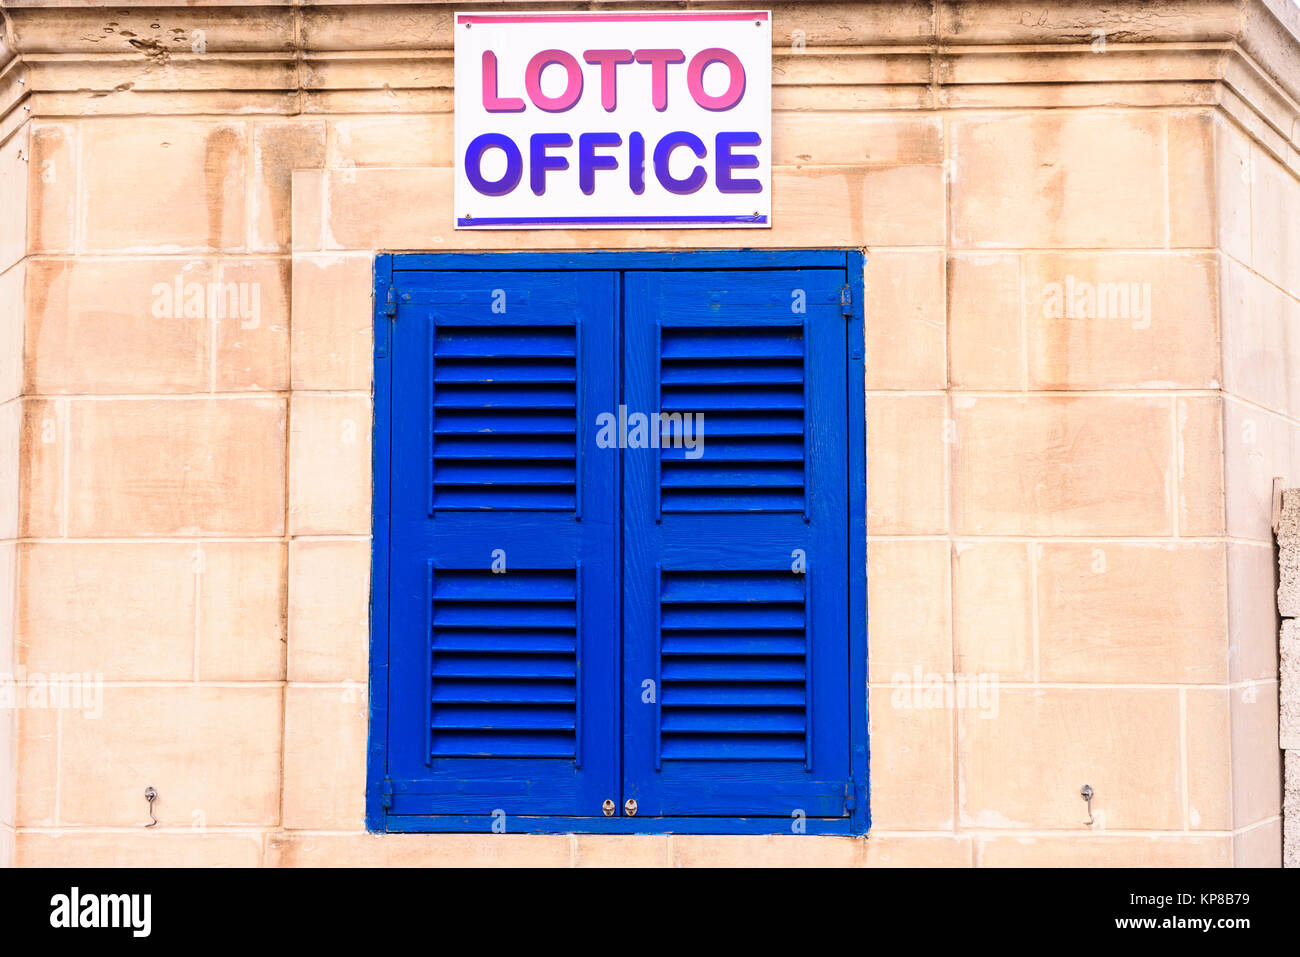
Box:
[431,319,578,511]
[430,568,578,758]
[622,269,851,818]
[659,568,809,761]
[386,270,618,818]
[659,322,807,512]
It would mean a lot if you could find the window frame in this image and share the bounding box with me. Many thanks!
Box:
[367,248,868,835]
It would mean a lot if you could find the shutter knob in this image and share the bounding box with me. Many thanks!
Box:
[602,799,616,817]
[624,798,638,817]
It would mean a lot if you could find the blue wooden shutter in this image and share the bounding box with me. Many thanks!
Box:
[385,270,619,818]
[621,269,851,818]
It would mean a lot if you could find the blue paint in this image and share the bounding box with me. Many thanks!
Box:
[846,249,868,835]
[366,253,395,832]
[383,815,858,835]
[369,249,867,834]
[386,271,620,815]
[391,250,844,272]
[622,268,850,819]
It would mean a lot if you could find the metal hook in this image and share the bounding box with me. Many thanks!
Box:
[1080,784,1095,826]
[144,787,158,828]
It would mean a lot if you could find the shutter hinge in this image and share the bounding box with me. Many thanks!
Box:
[843,780,856,813]
[381,777,393,810]
[385,286,397,319]
[840,284,853,318]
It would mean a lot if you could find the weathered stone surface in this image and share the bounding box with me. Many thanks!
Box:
[952,542,1033,681]
[978,835,1232,868]
[1231,682,1283,829]
[1235,818,1283,867]
[958,689,1184,830]
[1283,620,1300,750]
[867,683,955,830]
[1278,489,1300,616]
[866,540,951,682]
[1222,399,1299,544]
[1178,396,1226,537]
[1286,750,1300,867]
[952,396,1172,536]
[2,0,1298,871]
[1036,543,1228,684]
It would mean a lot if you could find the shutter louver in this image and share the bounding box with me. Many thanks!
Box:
[433,322,577,511]
[430,567,577,759]
[659,569,807,762]
[659,322,805,513]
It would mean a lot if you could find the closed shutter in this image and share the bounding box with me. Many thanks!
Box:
[375,254,862,831]
[621,269,850,818]
[386,270,619,816]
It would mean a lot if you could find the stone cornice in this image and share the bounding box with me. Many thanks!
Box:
[0,1,1297,162]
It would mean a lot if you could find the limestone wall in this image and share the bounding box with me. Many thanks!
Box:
[1,0,1298,866]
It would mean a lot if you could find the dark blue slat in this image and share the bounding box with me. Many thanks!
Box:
[658,736,806,761]
[661,657,806,681]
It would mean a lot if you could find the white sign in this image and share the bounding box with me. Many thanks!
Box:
[453,10,772,229]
